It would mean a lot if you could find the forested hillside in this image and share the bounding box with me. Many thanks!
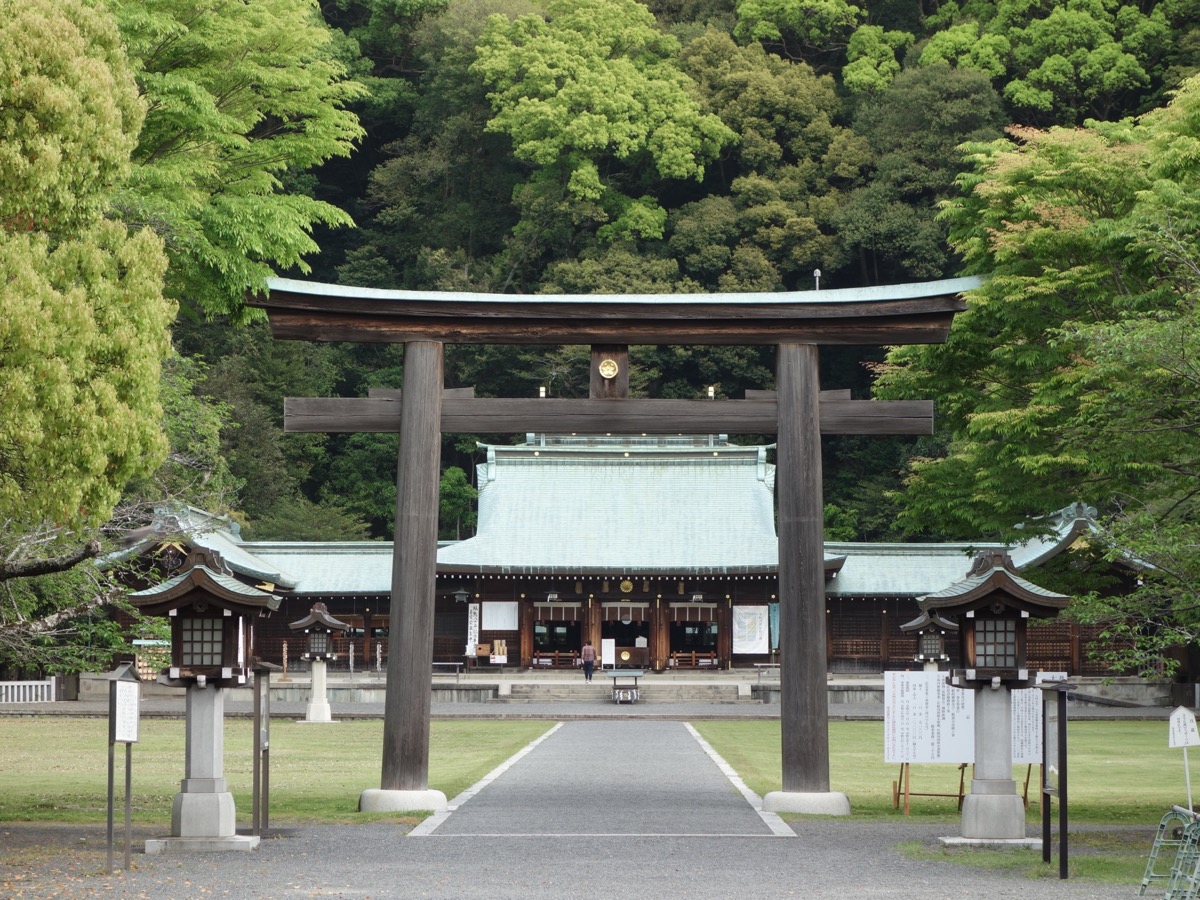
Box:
[176,0,1198,546]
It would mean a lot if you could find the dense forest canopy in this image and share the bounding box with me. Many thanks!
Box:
[4,0,1200,671]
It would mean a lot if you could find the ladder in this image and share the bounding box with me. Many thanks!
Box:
[1143,807,1200,898]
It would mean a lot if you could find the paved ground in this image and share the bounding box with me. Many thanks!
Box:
[0,687,1169,898]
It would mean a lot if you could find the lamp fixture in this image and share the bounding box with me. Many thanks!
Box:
[453,588,470,604]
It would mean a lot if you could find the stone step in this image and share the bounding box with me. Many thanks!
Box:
[501,682,755,703]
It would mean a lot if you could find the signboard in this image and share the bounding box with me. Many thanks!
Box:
[601,638,616,669]
[1170,706,1200,748]
[1012,687,1043,764]
[110,679,140,744]
[1170,706,1200,812]
[884,672,973,763]
[465,603,480,657]
[884,671,1046,764]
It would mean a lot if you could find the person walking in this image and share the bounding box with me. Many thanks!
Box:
[581,640,596,683]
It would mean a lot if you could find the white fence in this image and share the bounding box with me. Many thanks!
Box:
[0,678,56,704]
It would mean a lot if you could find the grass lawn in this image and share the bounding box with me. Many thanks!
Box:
[0,716,1184,882]
[0,717,552,825]
[694,718,1182,883]
[693,719,1184,825]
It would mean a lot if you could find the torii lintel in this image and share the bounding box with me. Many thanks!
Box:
[247,276,976,346]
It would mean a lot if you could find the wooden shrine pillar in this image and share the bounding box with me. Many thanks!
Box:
[362,341,447,811]
[766,344,848,813]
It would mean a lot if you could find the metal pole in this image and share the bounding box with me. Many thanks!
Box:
[124,743,132,871]
[263,670,271,833]
[106,739,115,874]
[252,668,262,835]
[1059,688,1069,880]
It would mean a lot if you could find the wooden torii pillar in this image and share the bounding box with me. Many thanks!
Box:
[248,276,976,814]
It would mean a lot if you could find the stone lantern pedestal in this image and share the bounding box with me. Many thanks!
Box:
[146,684,259,853]
[961,686,1026,839]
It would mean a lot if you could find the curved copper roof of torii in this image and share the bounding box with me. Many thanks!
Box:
[247,276,979,346]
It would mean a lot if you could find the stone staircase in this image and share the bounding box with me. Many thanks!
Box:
[502,680,755,704]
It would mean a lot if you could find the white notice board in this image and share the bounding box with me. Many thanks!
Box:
[1011,687,1044,764]
[884,672,1044,764]
[1170,706,1200,748]
[112,680,140,744]
[884,672,973,763]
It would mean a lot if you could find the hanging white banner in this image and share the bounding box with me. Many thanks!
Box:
[482,600,519,631]
[732,605,769,654]
[465,603,480,656]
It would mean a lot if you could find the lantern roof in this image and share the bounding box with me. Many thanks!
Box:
[289,601,351,632]
[898,609,959,634]
[917,549,1070,618]
[128,564,281,617]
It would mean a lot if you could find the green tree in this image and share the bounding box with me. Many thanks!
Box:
[110,0,366,320]
[671,30,864,290]
[471,0,734,245]
[733,0,863,64]
[0,0,173,537]
[918,0,1184,126]
[841,24,913,95]
[339,0,532,292]
[876,77,1200,544]
[439,466,478,539]
[835,64,1005,283]
[0,0,174,671]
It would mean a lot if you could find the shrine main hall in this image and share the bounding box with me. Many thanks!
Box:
[132,438,1113,677]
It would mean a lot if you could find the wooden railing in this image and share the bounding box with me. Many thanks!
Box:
[670,651,718,669]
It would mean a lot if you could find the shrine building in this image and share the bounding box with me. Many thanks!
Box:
[123,434,1118,677]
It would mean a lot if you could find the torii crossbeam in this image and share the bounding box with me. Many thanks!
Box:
[247,276,976,815]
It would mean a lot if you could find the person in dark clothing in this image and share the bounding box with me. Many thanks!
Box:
[581,640,596,682]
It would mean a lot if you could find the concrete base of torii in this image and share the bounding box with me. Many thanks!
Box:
[145,683,260,854]
[762,791,851,816]
[359,789,448,813]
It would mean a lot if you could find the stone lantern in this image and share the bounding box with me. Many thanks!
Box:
[899,609,957,671]
[916,548,1068,840]
[289,602,350,723]
[130,549,279,852]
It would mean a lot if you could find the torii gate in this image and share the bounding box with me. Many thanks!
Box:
[248,276,976,815]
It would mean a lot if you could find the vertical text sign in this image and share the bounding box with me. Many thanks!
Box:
[884,671,973,763]
[111,680,140,744]
[1170,706,1200,749]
